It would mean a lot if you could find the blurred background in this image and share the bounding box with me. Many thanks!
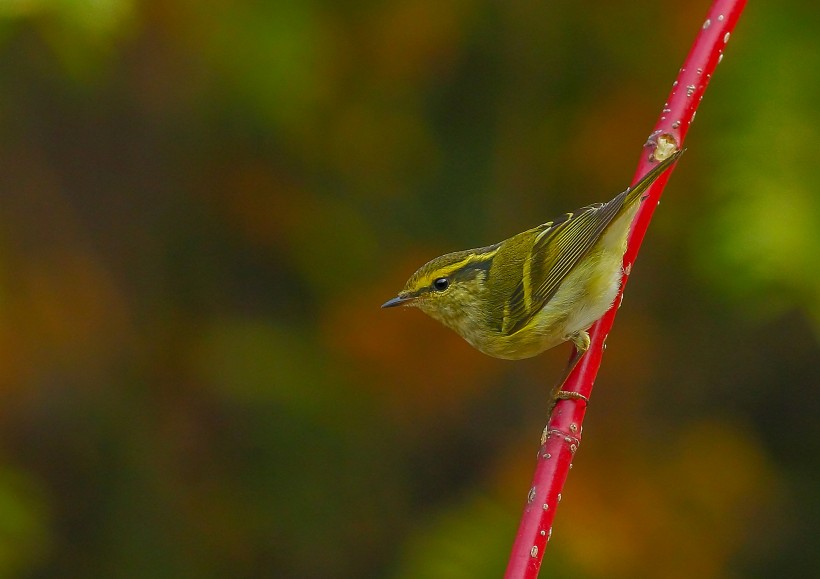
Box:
[0,0,818,577]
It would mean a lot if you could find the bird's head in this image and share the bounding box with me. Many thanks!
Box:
[382,245,498,337]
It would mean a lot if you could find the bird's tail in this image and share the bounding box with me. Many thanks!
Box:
[596,148,683,234]
[624,149,685,207]
[623,149,684,207]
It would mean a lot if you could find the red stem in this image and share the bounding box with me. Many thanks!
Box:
[504,1,747,577]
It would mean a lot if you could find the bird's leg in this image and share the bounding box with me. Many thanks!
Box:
[541,331,591,445]
[547,331,591,414]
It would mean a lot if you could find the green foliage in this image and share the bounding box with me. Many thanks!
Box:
[0,468,50,575]
[697,2,820,330]
[0,1,817,577]
[392,494,514,579]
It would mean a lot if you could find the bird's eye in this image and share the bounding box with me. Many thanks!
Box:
[433,277,449,291]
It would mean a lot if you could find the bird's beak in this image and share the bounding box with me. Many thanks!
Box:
[381,293,415,308]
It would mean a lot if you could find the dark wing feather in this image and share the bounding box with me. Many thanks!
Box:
[499,150,683,335]
[502,196,626,335]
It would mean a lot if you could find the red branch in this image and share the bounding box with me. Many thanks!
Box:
[504,1,747,577]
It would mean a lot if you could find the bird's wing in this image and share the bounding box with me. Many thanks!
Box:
[499,151,682,336]
[500,198,625,335]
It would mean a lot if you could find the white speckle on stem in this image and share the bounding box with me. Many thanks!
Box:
[702,18,711,29]
[724,32,731,43]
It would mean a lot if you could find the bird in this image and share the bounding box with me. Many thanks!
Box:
[382,149,681,407]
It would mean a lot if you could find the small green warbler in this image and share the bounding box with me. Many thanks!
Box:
[383,150,681,402]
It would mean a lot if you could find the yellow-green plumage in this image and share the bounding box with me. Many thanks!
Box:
[383,151,681,361]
